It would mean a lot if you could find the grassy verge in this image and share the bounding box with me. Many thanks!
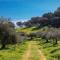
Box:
[0,41,29,60]
[37,38,60,60]
[16,27,40,34]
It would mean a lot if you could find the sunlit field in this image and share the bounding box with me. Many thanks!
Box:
[0,41,28,60]
[0,1,60,60]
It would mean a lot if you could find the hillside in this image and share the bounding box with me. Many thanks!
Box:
[15,27,60,60]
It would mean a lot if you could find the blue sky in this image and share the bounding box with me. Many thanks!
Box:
[0,0,60,21]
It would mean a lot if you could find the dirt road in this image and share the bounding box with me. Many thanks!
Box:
[22,41,46,60]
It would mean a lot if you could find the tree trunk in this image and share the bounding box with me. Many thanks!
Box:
[53,39,55,46]
[1,44,6,49]
[55,39,57,44]
[53,39,57,46]
[31,36,32,40]
[46,39,48,43]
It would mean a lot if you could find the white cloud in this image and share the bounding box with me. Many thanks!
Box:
[11,19,29,27]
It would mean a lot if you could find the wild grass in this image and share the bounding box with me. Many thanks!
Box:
[38,39,60,60]
[16,27,60,60]
[16,27,40,34]
[0,41,29,60]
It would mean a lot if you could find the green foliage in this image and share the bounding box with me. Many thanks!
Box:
[0,17,17,49]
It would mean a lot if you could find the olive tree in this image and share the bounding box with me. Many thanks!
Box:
[0,18,17,49]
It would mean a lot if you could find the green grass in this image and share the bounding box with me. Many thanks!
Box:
[1,38,60,60]
[16,26,60,60]
[38,39,60,60]
[0,41,29,60]
[16,27,40,34]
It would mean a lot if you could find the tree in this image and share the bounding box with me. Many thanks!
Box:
[44,28,60,45]
[0,17,17,49]
[8,22,15,28]
[39,31,49,43]
[50,17,60,28]
[23,21,32,27]
[24,17,48,28]
[16,22,23,27]
[54,7,60,17]
[42,12,55,19]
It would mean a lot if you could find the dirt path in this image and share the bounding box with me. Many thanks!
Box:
[37,47,46,60]
[22,42,31,60]
[32,41,46,60]
[22,41,46,60]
